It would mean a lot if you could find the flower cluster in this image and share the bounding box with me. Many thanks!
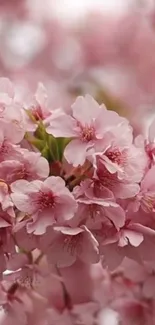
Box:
[0,78,155,324]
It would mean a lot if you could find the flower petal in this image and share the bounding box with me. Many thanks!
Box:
[64,139,92,166]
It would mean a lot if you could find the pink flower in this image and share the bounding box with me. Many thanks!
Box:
[0,78,14,109]
[100,222,149,270]
[60,261,103,305]
[11,177,77,235]
[129,165,155,213]
[113,297,149,325]
[124,260,155,300]
[94,156,140,199]
[29,83,49,121]
[46,225,99,267]
[0,182,14,217]
[0,227,15,276]
[24,83,65,133]
[13,227,38,252]
[0,78,25,144]
[93,125,147,183]
[0,103,25,144]
[0,282,48,325]
[0,129,21,163]
[135,117,155,168]
[0,207,13,229]
[24,83,51,132]
[72,179,125,230]
[142,274,155,299]
[72,302,98,325]
[0,149,49,184]
[5,252,29,273]
[118,225,144,248]
[47,95,127,166]
[91,123,147,200]
[46,309,72,325]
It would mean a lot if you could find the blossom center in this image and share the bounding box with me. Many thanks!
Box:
[145,142,155,161]
[64,235,82,256]
[79,124,95,142]
[141,193,155,213]
[15,166,29,180]
[97,163,118,188]
[31,105,44,121]
[37,191,55,210]
[1,141,9,154]
[106,148,126,165]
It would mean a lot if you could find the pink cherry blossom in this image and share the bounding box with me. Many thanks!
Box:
[0,103,25,144]
[0,149,49,184]
[72,302,98,325]
[24,83,51,132]
[11,177,77,235]
[0,182,14,218]
[47,94,127,166]
[0,209,13,229]
[0,78,25,144]
[23,82,67,133]
[0,227,15,276]
[124,260,155,300]
[93,127,147,183]
[60,261,103,305]
[112,297,150,325]
[73,179,125,230]
[0,129,21,163]
[13,227,38,252]
[142,274,155,299]
[94,156,140,199]
[129,165,155,213]
[29,83,49,121]
[135,117,155,168]
[46,225,99,267]
[100,222,153,270]
[0,282,48,325]
[45,308,72,325]
[0,78,14,109]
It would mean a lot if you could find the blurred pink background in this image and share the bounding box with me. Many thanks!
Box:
[0,0,155,132]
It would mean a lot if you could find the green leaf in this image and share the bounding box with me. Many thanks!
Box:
[56,138,65,161]
[24,133,45,151]
[41,143,51,160]
[48,135,59,161]
[34,121,47,140]
[48,136,72,162]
